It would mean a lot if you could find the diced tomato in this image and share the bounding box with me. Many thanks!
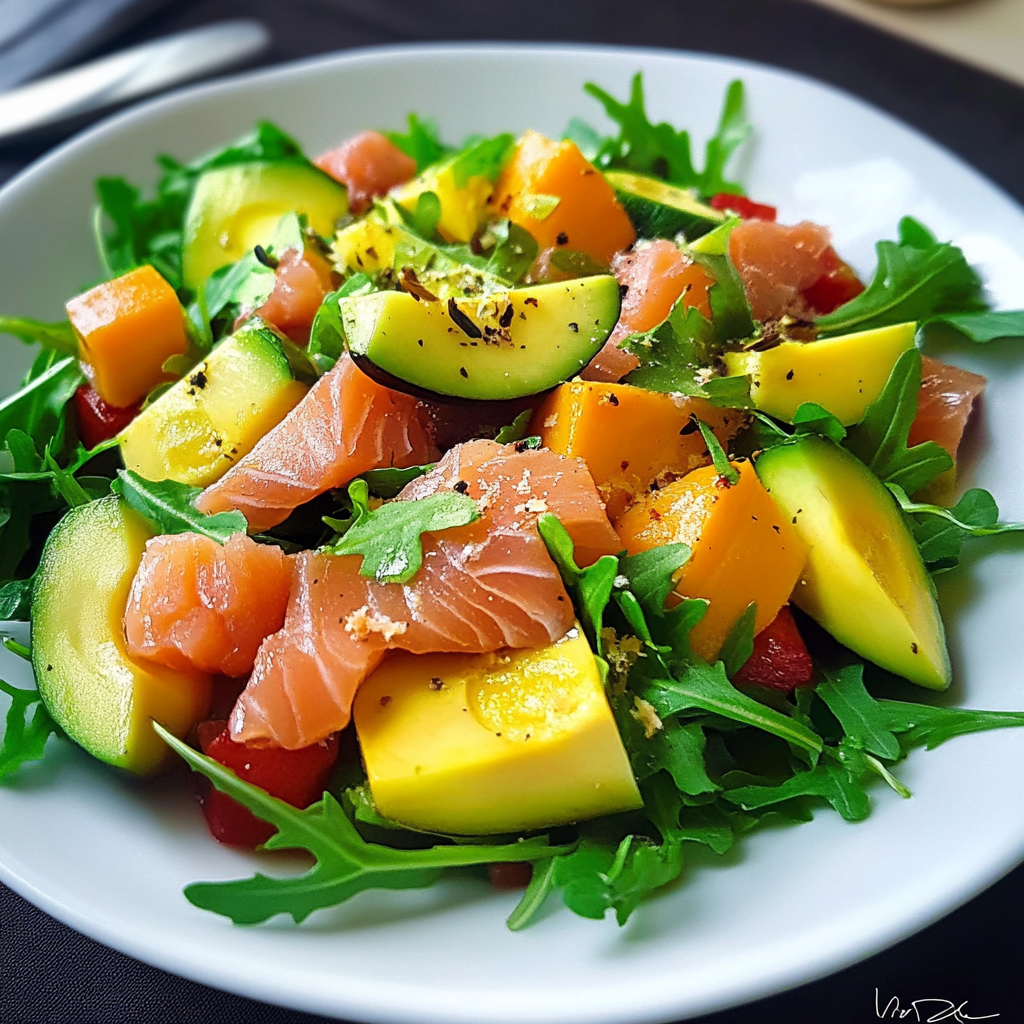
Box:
[732,606,814,692]
[315,130,417,214]
[488,862,533,890]
[908,355,986,459]
[72,384,140,448]
[255,246,335,344]
[710,193,777,221]
[801,246,866,316]
[196,720,340,848]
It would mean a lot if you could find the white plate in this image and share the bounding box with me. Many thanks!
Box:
[2,43,1024,1024]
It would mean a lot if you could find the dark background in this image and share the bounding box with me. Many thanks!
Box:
[2,1,1023,1021]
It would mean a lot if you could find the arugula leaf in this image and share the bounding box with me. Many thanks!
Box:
[888,484,1024,572]
[639,661,823,755]
[111,470,248,543]
[878,699,1024,752]
[0,355,83,450]
[308,274,375,374]
[922,309,1024,344]
[0,316,77,355]
[583,75,750,196]
[621,303,718,393]
[618,544,689,618]
[814,217,985,336]
[384,113,449,172]
[0,576,32,620]
[719,602,756,677]
[325,482,479,585]
[721,753,871,822]
[0,680,61,781]
[450,133,515,188]
[480,220,539,285]
[792,402,847,445]
[156,724,562,925]
[536,514,619,653]
[493,409,534,444]
[815,663,901,760]
[694,417,739,485]
[687,225,757,344]
[844,348,954,494]
[635,719,720,797]
[359,464,436,500]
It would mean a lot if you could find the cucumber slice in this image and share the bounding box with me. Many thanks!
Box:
[31,497,212,775]
[182,161,348,289]
[119,318,311,488]
[340,275,621,401]
[605,169,724,240]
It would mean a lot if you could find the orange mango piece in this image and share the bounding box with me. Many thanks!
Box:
[66,265,189,408]
[489,131,636,265]
[614,461,806,662]
[531,381,743,520]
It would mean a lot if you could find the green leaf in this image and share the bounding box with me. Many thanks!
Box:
[792,402,847,445]
[641,660,822,755]
[722,754,871,822]
[888,484,1024,573]
[493,409,534,444]
[384,114,449,172]
[43,449,91,508]
[694,417,739,485]
[507,856,558,931]
[622,303,718,392]
[308,274,375,374]
[645,719,720,797]
[618,544,689,618]
[411,191,442,238]
[687,228,757,345]
[358,464,436,500]
[111,470,248,543]
[0,680,61,781]
[154,724,563,924]
[583,75,750,196]
[878,699,1024,752]
[923,309,1024,344]
[0,355,83,450]
[536,514,619,653]
[815,663,901,760]
[0,576,33,620]
[450,133,515,188]
[482,220,539,285]
[815,217,985,336]
[719,602,756,677]
[562,117,605,161]
[0,315,78,355]
[844,348,954,494]
[325,486,479,585]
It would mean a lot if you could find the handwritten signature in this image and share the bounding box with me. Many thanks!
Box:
[876,989,999,1022]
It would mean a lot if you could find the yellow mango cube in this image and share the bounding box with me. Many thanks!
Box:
[353,628,642,835]
[393,160,492,243]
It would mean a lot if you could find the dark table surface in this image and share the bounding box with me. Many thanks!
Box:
[2,1,1024,1022]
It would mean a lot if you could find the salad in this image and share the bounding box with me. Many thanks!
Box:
[2,73,1024,932]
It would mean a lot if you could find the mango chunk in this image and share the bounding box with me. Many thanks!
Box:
[66,265,188,409]
[353,628,642,834]
[489,131,636,265]
[722,322,917,426]
[531,381,743,520]
[614,461,806,662]
[393,160,492,243]
[331,215,398,278]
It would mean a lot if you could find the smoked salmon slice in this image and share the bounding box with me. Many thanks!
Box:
[195,353,436,534]
[909,354,986,459]
[124,532,292,678]
[229,439,620,749]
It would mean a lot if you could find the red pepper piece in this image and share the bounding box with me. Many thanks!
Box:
[709,193,777,221]
[72,384,140,449]
[196,720,340,848]
[801,245,866,316]
[733,606,814,692]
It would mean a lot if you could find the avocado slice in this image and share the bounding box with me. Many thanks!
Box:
[339,275,621,401]
[31,497,212,775]
[182,161,348,289]
[119,318,312,488]
[723,322,917,426]
[354,626,642,834]
[605,169,725,241]
[755,435,951,689]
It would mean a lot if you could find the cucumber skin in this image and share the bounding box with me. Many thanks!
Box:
[614,189,722,241]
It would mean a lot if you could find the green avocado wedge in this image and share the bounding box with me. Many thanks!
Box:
[31,497,213,775]
[756,435,951,690]
[339,275,621,401]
